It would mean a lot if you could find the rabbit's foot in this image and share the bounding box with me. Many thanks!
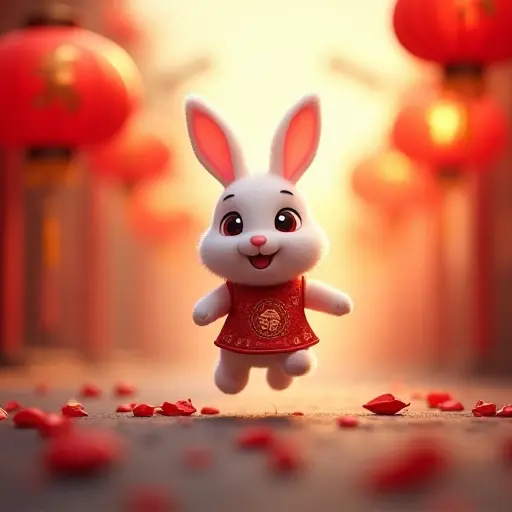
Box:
[283,350,317,377]
[266,365,293,390]
[214,360,249,395]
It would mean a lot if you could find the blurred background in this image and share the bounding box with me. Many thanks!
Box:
[0,0,511,387]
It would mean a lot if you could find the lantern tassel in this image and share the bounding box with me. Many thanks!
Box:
[40,195,60,333]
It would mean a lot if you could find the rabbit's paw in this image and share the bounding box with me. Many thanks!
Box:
[332,294,353,316]
[193,304,215,326]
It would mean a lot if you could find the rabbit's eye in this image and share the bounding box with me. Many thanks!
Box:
[220,211,243,236]
[275,208,302,233]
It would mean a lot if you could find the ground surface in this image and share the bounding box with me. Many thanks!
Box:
[1,374,512,512]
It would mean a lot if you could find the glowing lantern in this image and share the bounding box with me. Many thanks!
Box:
[128,181,196,246]
[351,150,437,213]
[392,0,512,96]
[0,6,142,185]
[0,6,141,336]
[87,117,171,193]
[391,95,507,172]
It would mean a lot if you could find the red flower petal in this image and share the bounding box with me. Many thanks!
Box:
[37,413,73,439]
[236,427,275,450]
[34,383,50,395]
[367,439,448,493]
[363,394,410,415]
[114,381,137,397]
[472,400,496,417]
[80,383,102,398]
[13,408,46,429]
[4,400,22,412]
[132,404,155,417]
[116,404,135,413]
[181,446,213,470]
[176,399,197,415]
[337,416,359,428]
[365,393,396,405]
[159,402,183,416]
[43,429,123,476]
[0,408,8,421]
[496,405,512,418]
[200,406,219,416]
[291,411,305,416]
[268,444,301,473]
[62,401,89,418]
[125,486,175,512]
[160,399,197,417]
[438,400,464,412]
[426,392,452,408]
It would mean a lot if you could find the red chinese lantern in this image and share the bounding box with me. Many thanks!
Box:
[0,7,141,184]
[128,181,197,246]
[0,6,141,337]
[351,150,437,213]
[87,116,171,193]
[391,94,507,172]
[393,0,512,96]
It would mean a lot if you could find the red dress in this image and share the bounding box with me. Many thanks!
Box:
[214,276,319,355]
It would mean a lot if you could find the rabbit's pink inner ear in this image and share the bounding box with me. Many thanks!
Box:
[190,109,236,185]
[282,102,320,182]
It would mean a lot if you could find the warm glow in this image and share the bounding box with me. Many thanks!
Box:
[351,149,435,213]
[426,101,468,146]
[379,151,414,183]
[121,0,434,373]
[139,179,174,216]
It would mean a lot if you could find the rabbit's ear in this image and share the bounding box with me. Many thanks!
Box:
[185,96,247,187]
[269,95,321,183]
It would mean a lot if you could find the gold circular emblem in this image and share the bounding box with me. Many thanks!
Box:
[250,299,289,338]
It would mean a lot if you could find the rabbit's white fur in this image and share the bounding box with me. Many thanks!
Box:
[185,94,352,394]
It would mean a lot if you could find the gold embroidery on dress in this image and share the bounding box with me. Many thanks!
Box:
[250,299,289,339]
[222,334,233,344]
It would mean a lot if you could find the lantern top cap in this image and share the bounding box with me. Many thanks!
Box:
[23,2,79,28]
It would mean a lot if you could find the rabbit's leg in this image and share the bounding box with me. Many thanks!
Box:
[266,363,293,391]
[282,349,317,377]
[214,350,251,394]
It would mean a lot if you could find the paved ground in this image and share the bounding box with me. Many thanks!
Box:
[1,375,512,512]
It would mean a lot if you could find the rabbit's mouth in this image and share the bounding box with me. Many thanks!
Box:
[247,251,278,270]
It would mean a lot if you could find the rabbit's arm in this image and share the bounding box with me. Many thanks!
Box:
[192,284,232,326]
[304,279,353,316]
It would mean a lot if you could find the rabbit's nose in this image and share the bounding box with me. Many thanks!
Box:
[250,235,267,247]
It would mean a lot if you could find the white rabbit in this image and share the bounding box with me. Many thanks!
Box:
[185,94,352,394]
